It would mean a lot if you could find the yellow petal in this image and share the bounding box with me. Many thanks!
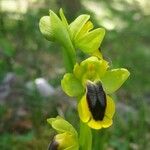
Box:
[88,118,102,130]
[105,96,115,119]
[102,116,113,128]
[78,95,91,123]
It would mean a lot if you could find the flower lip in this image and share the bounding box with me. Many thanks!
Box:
[48,139,59,150]
[86,81,107,121]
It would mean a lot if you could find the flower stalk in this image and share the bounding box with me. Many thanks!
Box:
[79,121,92,150]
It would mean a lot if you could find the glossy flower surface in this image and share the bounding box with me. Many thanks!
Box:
[47,116,79,150]
[61,56,130,129]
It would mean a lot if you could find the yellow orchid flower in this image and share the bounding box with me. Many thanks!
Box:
[61,56,130,129]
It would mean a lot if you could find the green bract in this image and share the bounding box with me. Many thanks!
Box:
[47,116,79,150]
[61,56,130,98]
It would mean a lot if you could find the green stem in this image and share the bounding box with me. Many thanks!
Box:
[62,40,92,150]
[62,33,76,72]
[79,121,92,150]
[62,47,75,72]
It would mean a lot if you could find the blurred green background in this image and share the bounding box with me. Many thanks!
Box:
[0,0,150,149]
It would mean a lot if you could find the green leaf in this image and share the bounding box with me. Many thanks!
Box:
[69,15,90,40]
[75,28,105,53]
[61,73,84,97]
[101,68,130,94]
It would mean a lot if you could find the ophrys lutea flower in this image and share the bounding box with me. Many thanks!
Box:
[47,116,79,150]
[61,56,130,129]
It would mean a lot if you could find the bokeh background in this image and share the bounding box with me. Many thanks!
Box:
[0,0,150,149]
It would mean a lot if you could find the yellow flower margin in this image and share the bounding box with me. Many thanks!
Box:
[78,94,115,130]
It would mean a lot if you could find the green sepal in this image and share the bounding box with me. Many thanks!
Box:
[75,21,93,39]
[101,68,130,94]
[47,116,77,135]
[61,73,84,97]
[39,16,55,41]
[39,10,75,60]
[39,10,70,46]
[49,10,76,72]
[75,28,105,53]
[47,116,79,150]
[49,10,71,47]
[69,15,90,40]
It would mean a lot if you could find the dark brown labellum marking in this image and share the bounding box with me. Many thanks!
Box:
[48,139,59,150]
[86,81,106,121]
